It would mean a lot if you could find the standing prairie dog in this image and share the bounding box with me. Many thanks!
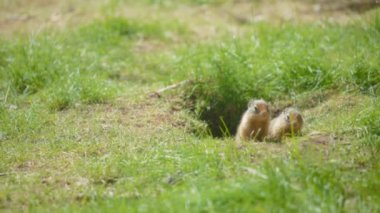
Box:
[268,107,303,141]
[236,99,270,142]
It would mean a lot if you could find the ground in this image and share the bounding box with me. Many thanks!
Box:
[0,0,380,212]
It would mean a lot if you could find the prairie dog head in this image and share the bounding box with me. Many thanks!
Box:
[247,99,270,121]
[282,108,303,133]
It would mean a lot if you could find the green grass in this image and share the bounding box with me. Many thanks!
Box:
[0,1,380,212]
[176,18,380,136]
[0,16,187,110]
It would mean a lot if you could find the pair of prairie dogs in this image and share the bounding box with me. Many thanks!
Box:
[236,99,303,142]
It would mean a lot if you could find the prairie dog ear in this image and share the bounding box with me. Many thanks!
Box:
[248,100,256,108]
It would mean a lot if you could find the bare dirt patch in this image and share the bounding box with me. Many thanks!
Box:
[57,94,190,141]
[2,0,377,37]
[0,0,102,36]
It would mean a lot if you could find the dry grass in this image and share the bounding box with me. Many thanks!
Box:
[0,0,369,37]
[1,0,379,211]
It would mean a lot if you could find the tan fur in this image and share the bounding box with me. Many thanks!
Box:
[268,108,303,141]
[236,99,270,142]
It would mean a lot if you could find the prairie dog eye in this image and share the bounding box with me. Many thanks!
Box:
[254,106,259,113]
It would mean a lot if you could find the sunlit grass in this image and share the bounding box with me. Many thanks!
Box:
[0,1,379,212]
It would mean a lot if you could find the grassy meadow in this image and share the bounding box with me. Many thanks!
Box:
[0,0,380,212]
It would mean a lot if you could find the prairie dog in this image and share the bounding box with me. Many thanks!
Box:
[268,107,303,141]
[236,99,270,142]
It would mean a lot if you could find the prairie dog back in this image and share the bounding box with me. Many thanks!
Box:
[268,107,303,141]
[236,99,270,142]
